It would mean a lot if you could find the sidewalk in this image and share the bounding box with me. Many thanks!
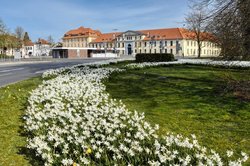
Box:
[0,60,52,66]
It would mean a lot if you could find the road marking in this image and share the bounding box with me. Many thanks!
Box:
[0,73,12,77]
[35,70,48,74]
[0,68,25,73]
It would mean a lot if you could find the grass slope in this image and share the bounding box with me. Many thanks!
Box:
[0,77,42,166]
[105,65,250,158]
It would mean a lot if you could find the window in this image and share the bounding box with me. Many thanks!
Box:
[165,49,167,53]
[145,42,147,47]
[144,49,147,53]
[165,41,167,46]
[135,49,137,53]
[154,41,157,47]
[170,41,173,46]
[140,49,142,53]
[187,49,189,55]
[135,42,137,47]
[187,41,189,46]
[170,49,173,54]
[155,49,157,53]
[150,49,152,54]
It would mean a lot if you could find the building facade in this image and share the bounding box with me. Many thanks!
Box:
[24,38,51,57]
[53,26,220,58]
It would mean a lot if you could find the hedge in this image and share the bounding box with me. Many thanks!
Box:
[135,53,175,63]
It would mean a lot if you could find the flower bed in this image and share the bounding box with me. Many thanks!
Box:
[25,59,249,165]
[126,59,250,69]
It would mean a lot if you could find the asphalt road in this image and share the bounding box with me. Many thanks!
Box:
[0,58,110,87]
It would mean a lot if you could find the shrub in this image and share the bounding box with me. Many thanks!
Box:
[0,54,14,59]
[135,53,175,63]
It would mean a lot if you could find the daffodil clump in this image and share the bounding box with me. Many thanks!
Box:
[25,60,248,166]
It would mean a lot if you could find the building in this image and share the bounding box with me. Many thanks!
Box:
[24,40,35,57]
[24,38,51,57]
[52,26,220,58]
[34,38,51,56]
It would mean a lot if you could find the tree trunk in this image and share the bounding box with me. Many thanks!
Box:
[197,39,201,58]
[238,0,250,59]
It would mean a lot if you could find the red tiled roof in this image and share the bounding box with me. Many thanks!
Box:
[63,26,101,38]
[64,26,216,43]
[24,40,34,46]
[139,28,184,40]
[179,28,217,41]
[37,38,49,45]
[91,32,122,43]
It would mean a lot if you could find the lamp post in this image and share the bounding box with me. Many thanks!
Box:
[37,40,42,60]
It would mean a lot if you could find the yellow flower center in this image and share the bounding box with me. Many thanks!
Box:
[86,148,92,154]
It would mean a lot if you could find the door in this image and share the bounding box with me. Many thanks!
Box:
[128,44,132,55]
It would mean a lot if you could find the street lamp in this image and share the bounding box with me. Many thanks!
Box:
[37,40,42,60]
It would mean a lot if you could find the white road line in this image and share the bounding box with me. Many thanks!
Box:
[35,70,48,74]
[0,67,25,73]
[0,73,12,77]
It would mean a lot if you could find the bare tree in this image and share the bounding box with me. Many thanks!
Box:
[185,4,208,58]
[0,18,7,34]
[193,0,250,60]
[47,35,54,45]
[15,26,24,40]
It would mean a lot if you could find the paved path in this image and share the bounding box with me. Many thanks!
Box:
[0,58,110,87]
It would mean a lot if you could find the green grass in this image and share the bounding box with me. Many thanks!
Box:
[105,65,250,158]
[0,77,43,166]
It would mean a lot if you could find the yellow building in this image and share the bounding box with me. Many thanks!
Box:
[56,26,220,58]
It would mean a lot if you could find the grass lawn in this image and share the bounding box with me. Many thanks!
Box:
[0,77,42,166]
[105,64,250,159]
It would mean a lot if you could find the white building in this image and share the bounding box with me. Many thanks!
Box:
[24,38,51,57]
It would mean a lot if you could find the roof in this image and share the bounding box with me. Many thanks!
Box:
[63,26,101,38]
[139,28,184,40]
[65,26,216,43]
[37,38,49,45]
[24,40,34,46]
[91,32,122,43]
[178,28,215,41]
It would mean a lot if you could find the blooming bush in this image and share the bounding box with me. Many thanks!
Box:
[25,60,249,165]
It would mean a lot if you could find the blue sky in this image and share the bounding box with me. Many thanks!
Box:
[0,0,189,42]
